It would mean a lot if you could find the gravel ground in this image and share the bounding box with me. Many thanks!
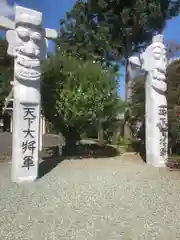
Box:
[1,155,180,239]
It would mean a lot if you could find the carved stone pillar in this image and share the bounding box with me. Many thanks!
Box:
[5,6,57,182]
[128,35,168,167]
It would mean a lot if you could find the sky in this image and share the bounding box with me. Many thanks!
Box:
[1,0,180,99]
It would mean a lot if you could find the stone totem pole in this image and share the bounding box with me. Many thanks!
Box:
[0,6,57,183]
[128,35,168,167]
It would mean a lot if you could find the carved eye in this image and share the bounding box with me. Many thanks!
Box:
[16,27,30,41]
[31,32,41,42]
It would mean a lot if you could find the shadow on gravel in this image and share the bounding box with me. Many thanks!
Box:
[38,146,63,179]
[131,140,146,163]
[134,118,146,163]
[38,143,120,179]
[38,156,64,179]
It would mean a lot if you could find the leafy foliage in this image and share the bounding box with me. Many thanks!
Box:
[167,60,180,153]
[58,0,180,62]
[130,75,145,121]
[41,52,120,149]
[0,39,13,115]
[57,1,109,61]
[57,0,180,104]
[89,0,180,58]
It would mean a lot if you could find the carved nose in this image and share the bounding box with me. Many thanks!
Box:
[24,42,36,56]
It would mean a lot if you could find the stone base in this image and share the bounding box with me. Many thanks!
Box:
[12,175,37,183]
[147,161,166,168]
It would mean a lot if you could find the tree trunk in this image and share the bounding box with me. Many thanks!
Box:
[125,59,129,101]
[123,58,132,138]
[97,120,104,145]
[61,126,80,155]
[112,124,122,145]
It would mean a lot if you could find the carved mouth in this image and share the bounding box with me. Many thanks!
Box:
[152,79,167,92]
[15,56,41,80]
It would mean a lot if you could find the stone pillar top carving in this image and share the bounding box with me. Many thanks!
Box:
[15,6,42,26]
[152,34,164,43]
[141,34,167,72]
[128,34,167,85]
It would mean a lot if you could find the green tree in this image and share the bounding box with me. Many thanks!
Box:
[58,0,180,98]
[57,0,109,61]
[59,0,180,59]
[167,59,180,153]
[0,39,13,116]
[124,75,145,137]
[88,0,179,55]
[41,52,119,153]
[130,75,145,121]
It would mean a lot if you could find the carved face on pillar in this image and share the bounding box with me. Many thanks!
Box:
[141,35,167,93]
[6,6,47,81]
[141,38,167,72]
[128,35,167,93]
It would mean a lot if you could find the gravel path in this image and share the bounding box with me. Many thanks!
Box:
[1,155,180,239]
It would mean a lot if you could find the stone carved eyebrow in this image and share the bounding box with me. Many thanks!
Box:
[16,26,29,39]
[31,32,41,41]
[16,27,42,43]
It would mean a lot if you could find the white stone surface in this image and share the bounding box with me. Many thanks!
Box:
[2,6,57,183]
[45,28,58,39]
[0,16,15,30]
[128,35,168,167]
[7,6,43,183]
